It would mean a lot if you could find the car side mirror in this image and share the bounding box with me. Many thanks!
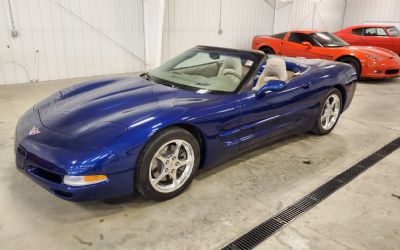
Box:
[255,80,286,98]
[301,41,312,48]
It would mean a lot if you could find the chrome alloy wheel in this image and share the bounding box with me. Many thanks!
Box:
[149,139,195,193]
[321,93,341,130]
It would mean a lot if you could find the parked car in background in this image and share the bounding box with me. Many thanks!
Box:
[15,46,356,201]
[252,30,400,79]
[335,25,400,55]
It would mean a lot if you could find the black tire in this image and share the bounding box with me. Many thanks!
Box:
[259,46,275,55]
[338,56,361,79]
[135,127,200,201]
[311,89,342,135]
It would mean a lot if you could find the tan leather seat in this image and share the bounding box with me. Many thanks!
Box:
[254,58,288,90]
[218,58,243,80]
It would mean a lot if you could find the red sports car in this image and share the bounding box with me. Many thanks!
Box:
[252,30,400,79]
[335,25,400,55]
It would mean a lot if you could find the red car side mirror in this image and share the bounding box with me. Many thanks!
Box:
[301,41,312,48]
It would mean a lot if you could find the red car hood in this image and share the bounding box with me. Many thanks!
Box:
[346,46,398,58]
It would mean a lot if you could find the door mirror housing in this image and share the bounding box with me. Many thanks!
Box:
[301,41,312,48]
[255,80,286,98]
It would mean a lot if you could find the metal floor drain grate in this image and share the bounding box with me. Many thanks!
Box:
[221,137,400,250]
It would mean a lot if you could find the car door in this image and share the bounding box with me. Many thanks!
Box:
[281,32,314,58]
[361,27,392,50]
[299,42,334,60]
[347,28,364,45]
[297,34,334,60]
[237,73,317,151]
[391,37,400,54]
[385,26,399,53]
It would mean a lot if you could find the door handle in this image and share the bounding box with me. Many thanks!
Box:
[302,82,312,88]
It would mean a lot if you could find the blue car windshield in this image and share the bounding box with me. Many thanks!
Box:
[148,49,259,93]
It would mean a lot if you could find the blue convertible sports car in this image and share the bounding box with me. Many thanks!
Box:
[15,46,357,201]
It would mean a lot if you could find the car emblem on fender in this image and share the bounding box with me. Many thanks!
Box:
[29,126,41,136]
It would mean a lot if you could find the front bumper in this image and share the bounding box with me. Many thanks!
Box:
[15,156,134,201]
[15,109,135,201]
[361,58,400,79]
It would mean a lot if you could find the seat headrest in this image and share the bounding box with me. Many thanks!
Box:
[263,58,288,81]
[253,58,287,90]
[218,58,242,77]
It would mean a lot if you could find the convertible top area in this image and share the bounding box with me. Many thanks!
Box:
[149,45,266,93]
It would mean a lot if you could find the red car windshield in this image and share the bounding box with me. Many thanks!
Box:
[387,26,400,37]
[311,32,349,48]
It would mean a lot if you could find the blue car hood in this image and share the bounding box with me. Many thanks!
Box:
[36,77,217,137]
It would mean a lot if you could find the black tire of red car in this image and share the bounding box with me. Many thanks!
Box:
[135,127,200,201]
[259,46,275,54]
[311,88,342,135]
[338,56,361,79]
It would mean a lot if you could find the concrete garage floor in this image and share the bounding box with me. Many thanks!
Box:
[0,75,399,250]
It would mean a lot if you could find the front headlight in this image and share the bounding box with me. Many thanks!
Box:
[64,175,108,186]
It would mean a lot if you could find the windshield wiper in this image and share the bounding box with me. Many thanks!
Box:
[159,81,177,89]
[141,72,178,89]
[141,72,153,81]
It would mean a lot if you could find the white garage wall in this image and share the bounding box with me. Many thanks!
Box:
[161,0,275,62]
[0,0,362,85]
[161,0,346,62]
[0,0,146,85]
[343,0,400,29]
[143,0,164,69]
[274,0,346,33]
